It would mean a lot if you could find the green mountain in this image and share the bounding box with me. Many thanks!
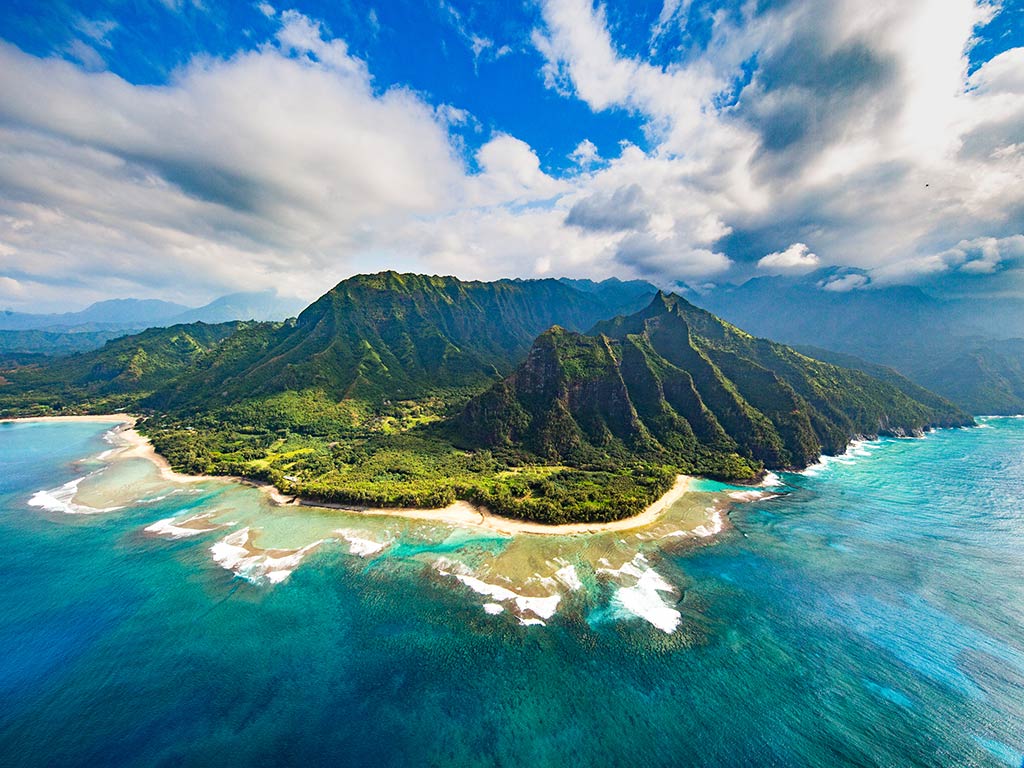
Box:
[0,275,972,526]
[459,293,971,476]
[0,291,305,360]
[793,339,1024,416]
[903,339,1024,415]
[150,271,655,410]
[0,328,145,357]
[0,321,254,416]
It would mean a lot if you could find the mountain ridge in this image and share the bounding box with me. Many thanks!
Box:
[697,271,1024,414]
[459,292,970,477]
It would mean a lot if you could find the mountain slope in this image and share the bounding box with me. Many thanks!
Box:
[696,271,1024,414]
[0,321,254,416]
[153,271,655,409]
[790,344,1004,414]
[459,293,971,475]
[902,339,1024,415]
[0,328,144,356]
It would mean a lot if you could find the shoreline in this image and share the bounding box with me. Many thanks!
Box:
[289,474,695,537]
[6,414,702,537]
[2,414,135,424]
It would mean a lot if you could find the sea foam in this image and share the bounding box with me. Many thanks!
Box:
[693,508,725,538]
[434,558,562,625]
[598,554,680,634]
[802,438,882,476]
[554,564,583,591]
[210,527,322,585]
[28,475,124,515]
[144,513,220,539]
[334,529,390,557]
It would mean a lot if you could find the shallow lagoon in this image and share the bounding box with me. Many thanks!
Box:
[1,417,1022,766]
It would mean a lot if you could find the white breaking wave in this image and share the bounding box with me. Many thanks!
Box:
[28,475,124,515]
[554,564,583,591]
[598,554,681,634]
[802,438,883,476]
[144,514,220,539]
[727,489,783,503]
[728,490,766,502]
[334,529,390,557]
[693,508,725,538]
[434,558,562,625]
[210,527,322,585]
[136,492,181,504]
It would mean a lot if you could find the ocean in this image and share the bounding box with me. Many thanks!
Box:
[1,417,1022,767]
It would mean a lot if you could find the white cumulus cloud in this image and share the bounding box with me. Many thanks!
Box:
[757,243,820,274]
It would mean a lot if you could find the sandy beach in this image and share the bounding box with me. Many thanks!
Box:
[2,414,135,424]
[283,474,694,536]
[114,424,219,485]
[7,414,700,537]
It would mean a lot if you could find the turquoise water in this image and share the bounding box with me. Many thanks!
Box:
[1,418,1023,766]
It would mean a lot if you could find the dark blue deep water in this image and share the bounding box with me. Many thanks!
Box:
[1,418,1022,767]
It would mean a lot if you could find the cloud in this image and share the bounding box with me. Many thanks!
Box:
[74,17,118,47]
[568,138,599,167]
[874,234,1024,280]
[615,232,731,279]
[650,0,692,48]
[2,1,1023,311]
[62,39,106,71]
[472,134,566,203]
[275,10,367,77]
[757,243,820,274]
[566,184,649,232]
[532,0,1024,292]
[0,21,467,307]
[0,276,24,301]
[820,273,870,292]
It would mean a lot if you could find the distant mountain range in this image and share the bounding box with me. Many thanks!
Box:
[0,272,971,524]
[0,291,306,334]
[696,269,1024,415]
[0,290,307,359]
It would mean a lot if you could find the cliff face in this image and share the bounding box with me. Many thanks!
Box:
[458,294,973,478]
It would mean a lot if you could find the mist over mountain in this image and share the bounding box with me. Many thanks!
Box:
[695,270,1024,414]
[0,290,308,359]
[167,291,309,325]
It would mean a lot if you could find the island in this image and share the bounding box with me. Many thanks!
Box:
[0,272,972,525]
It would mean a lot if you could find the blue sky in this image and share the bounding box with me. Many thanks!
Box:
[0,0,1021,310]
[0,0,657,174]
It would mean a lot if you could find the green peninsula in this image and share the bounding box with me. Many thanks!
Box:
[0,273,972,524]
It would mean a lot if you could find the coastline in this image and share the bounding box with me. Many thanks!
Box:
[5,414,701,537]
[112,421,697,536]
[2,414,135,424]
[291,474,695,537]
